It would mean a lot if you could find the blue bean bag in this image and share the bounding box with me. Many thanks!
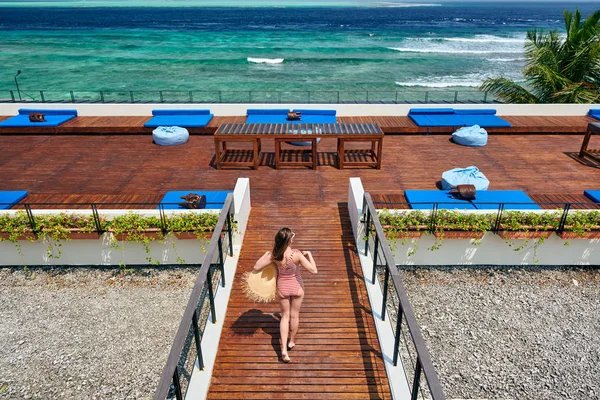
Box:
[152,126,189,146]
[441,166,489,191]
[452,125,488,147]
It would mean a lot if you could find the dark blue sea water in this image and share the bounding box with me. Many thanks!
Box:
[0,2,597,102]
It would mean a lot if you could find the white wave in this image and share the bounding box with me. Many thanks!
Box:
[247,57,284,64]
[443,35,525,44]
[485,57,527,62]
[395,81,481,88]
[388,47,520,54]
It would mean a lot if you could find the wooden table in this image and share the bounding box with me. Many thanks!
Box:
[213,123,384,170]
[580,122,600,163]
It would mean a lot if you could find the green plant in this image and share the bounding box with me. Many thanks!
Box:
[37,213,100,259]
[167,212,220,239]
[562,210,600,237]
[107,213,164,264]
[481,8,600,103]
[378,209,429,239]
[499,211,561,232]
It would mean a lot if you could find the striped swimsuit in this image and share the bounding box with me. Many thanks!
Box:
[277,249,304,297]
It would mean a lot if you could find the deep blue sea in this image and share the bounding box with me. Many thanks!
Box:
[0,2,597,102]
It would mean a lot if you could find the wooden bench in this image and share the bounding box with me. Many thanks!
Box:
[213,123,384,170]
[580,122,600,163]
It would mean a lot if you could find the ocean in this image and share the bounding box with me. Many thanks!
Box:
[0,2,597,102]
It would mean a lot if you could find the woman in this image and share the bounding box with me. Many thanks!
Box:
[253,227,317,363]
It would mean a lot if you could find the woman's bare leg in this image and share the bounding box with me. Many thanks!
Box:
[279,296,291,362]
[288,288,304,349]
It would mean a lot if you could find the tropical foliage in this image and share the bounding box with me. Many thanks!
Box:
[481,9,600,103]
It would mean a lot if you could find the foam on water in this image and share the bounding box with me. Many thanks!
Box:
[247,57,284,64]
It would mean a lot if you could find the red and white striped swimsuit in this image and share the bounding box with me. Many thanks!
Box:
[276,249,304,297]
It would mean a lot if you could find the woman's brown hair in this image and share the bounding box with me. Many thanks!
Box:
[271,227,293,261]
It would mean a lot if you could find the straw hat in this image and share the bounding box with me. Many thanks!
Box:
[243,264,278,303]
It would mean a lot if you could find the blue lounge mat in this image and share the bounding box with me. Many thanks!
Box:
[0,109,77,128]
[405,190,540,210]
[584,190,600,203]
[404,190,476,210]
[0,190,28,209]
[144,115,213,128]
[471,191,540,210]
[158,190,231,210]
[456,115,512,128]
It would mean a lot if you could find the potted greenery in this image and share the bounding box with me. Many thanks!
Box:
[0,211,37,242]
[433,209,492,240]
[167,212,220,240]
[378,209,428,239]
[108,213,164,241]
[38,213,101,240]
[559,210,600,239]
[497,211,560,239]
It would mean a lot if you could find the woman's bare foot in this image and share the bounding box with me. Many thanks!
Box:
[287,341,296,350]
[282,353,291,363]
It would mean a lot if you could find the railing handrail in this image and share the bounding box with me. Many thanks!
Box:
[364,192,446,399]
[154,193,234,399]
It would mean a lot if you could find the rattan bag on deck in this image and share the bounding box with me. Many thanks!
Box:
[243,264,278,303]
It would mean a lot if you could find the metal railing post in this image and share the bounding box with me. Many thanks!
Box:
[425,91,429,103]
[91,204,104,235]
[381,265,389,321]
[130,91,134,103]
[10,91,16,102]
[337,91,340,103]
[371,234,379,284]
[218,91,222,103]
[308,91,311,103]
[484,91,489,102]
[40,91,45,103]
[227,211,234,256]
[172,369,183,400]
[70,90,75,102]
[158,204,167,235]
[558,203,571,233]
[364,208,371,256]
[189,91,193,103]
[207,266,217,324]
[159,91,164,103]
[493,203,505,233]
[454,91,458,103]
[24,204,37,234]
[192,311,205,370]
[411,358,422,400]
[393,304,403,366]
[429,203,438,232]
[218,237,226,288]
[100,91,105,103]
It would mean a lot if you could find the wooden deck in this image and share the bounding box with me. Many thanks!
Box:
[1,133,600,207]
[0,114,596,135]
[208,204,391,399]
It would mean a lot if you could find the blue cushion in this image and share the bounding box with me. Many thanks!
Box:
[158,190,232,210]
[246,109,290,115]
[144,114,213,128]
[584,190,600,203]
[293,109,336,116]
[0,113,77,128]
[405,190,476,210]
[589,109,600,120]
[0,190,28,210]
[454,109,496,115]
[152,109,211,116]
[457,114,511,128]
[408,114,434,127]
[471,191,540,210]
[409,108,454,115]
[246,114,289,124]
[409,114,464,127]
[405,190,540,210]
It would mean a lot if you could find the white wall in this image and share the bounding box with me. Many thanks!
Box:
[389,234,599,266]
[2,102,599,117]
[232,177,251,249]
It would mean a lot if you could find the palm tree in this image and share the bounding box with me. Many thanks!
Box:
[480,8,600,103]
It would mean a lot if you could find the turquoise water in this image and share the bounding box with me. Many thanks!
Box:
[0,3,596,101]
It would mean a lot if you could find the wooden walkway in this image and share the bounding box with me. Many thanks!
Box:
[208,205,391,399]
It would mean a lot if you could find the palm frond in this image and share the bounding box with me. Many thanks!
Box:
[480,78,539,104]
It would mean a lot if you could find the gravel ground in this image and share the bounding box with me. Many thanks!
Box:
[0,267,199,400]
[399,267,600,400]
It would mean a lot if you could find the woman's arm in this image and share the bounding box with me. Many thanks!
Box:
[297,250,317,274]
[253,251,275,271]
